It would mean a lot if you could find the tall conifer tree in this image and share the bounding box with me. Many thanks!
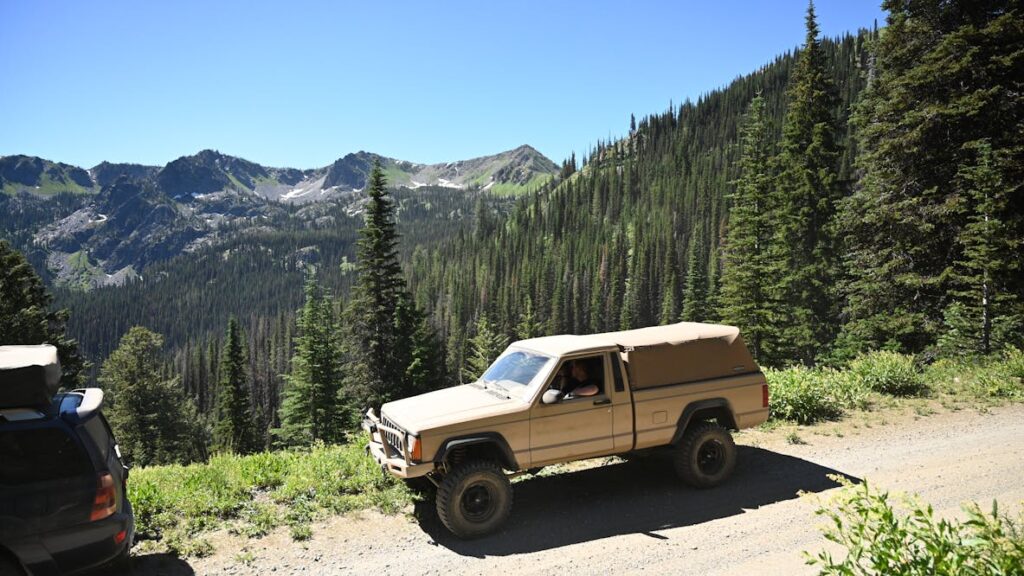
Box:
[720,95,775,362]
[213,317,258,453]
[770,1,843,364]
[840,0,1024,356]
[100,326,206,466]
[274,275,344,446]
[0,240,85,386]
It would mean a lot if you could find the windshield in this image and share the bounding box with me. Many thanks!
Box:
[478,348,554,401]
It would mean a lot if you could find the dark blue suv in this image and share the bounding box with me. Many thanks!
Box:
[0,347,134,576]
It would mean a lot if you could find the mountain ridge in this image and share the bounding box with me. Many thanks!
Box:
[0,144,557,203]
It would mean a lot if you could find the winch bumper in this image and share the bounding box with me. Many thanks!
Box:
[362,408,433,479]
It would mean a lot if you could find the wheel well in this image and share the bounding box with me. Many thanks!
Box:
[671,400,738,445]
[439,439,516,471]
[687,407,737,431]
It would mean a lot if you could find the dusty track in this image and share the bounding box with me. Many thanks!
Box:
[126,403,1024,575]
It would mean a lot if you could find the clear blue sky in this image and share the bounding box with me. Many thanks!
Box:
[0,1,885,169]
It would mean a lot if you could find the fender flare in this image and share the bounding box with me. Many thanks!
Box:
[432,433,518,470]
[670,398,737,445]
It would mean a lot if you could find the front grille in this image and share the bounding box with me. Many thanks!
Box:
[380,414,405,457]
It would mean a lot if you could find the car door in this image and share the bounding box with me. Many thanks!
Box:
[529,353,615,465]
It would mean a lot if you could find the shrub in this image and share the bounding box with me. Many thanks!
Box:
[848,351,928,397]
[809,479,1024,575]
[765,367,868,424]
[129,437,412,556]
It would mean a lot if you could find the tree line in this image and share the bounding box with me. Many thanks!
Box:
[3,0,1020,466]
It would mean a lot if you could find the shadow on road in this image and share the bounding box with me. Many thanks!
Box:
[102,553,195,576]
[414,446,859,557]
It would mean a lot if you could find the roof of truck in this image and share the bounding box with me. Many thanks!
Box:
[513,322,740,357]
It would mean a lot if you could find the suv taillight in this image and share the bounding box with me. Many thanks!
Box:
[91,472,116,521]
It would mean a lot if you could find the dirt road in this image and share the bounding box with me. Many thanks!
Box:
[129,403,1024,575]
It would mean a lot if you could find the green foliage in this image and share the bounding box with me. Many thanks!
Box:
[129,439,412,556]
[809,479,1024,575]
[720,95,776,362]
[848,351,928,397]
[274,275,345,447]
[939,141,1024,356]
[839,1,1024,357]
[0,239,85,386]
[765,366,869,425]
[213,317,259,454]
[462,314,509,383]
[768,1,844,365]
[100,326,206,466]
[345,162,440,408]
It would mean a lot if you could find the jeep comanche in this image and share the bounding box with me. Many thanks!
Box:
[363,321,769,538]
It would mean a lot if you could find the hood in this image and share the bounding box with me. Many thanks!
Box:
[381,384,527,433]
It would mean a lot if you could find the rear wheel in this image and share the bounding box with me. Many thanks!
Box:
[674,421,736,488]
[435,460,512,538]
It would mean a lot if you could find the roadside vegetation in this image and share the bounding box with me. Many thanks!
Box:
[808,479,1024,575]
[765,348,1024,425]
[129,440,412,557]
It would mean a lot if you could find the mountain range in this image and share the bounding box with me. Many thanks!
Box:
[0,146,556,289]
[0,145,557,202]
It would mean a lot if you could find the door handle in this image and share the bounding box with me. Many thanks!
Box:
[593,398,611,406]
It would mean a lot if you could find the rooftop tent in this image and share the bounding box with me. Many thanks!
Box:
[603,322,758,389]
[0,345,62,409]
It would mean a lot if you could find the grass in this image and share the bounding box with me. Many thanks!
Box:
[129,437,412,557]
[766,348,1024,425]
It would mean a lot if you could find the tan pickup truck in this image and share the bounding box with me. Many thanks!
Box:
[363,321,769,538]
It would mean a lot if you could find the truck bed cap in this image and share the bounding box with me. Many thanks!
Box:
[515,322,757,389]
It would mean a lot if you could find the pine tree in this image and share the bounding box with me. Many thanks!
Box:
[462,314,509,383]
[938,141,1023,356]
[213,317,259,453]
[515,295,545,339]
[681,222,708,322]
[100,326,206,466]
[720,95,776,362]
[770,0,843,364]
[345,161,409,408]
[0,240,85,386]
[839,0,1024,357]
[274,275,344,446]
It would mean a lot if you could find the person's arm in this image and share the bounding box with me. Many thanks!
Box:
[573,383,599,397]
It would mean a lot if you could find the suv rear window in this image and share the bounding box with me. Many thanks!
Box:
[0,427,92,485]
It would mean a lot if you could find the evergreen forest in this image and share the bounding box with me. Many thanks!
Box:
[1,0,1021,464]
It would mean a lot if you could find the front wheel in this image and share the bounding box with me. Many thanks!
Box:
[674,421,736,488]
[435,460,512,538]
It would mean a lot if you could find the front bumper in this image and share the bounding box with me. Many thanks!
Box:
[362,409,433,479]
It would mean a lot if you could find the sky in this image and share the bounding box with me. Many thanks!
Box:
[0,1,886,170]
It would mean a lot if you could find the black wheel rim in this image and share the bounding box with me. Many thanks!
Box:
[461,482,495,522]
[697,439,725,476]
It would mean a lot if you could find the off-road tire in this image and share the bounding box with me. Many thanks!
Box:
[436,460,512,538]
[674,421,736,488]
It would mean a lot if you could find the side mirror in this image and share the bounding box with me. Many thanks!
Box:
[542,389,562,404]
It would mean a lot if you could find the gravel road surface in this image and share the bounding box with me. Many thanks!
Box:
[125,403,1024,576]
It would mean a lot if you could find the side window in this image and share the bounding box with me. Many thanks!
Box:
[0,427,92,485]
[549,355,606,399]
[83,416,112,462]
